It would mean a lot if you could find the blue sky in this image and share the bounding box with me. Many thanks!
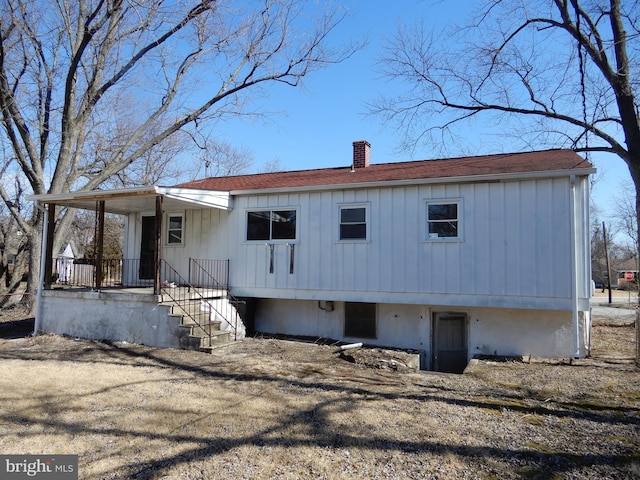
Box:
[213,0,632,226]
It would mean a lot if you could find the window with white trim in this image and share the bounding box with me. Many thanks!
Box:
[426,201,460,240]
[246,209,297,241]
[167,214,184,245]
[339,205,367,240]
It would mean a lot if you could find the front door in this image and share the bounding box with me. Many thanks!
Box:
[433,313,468,373]
[139,216,155,280]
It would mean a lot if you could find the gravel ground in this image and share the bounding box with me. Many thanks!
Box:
[0,304,638,479]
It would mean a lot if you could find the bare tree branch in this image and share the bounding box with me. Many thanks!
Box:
[0,0,361,303]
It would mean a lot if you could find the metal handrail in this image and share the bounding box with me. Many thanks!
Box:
[161,260,238,345]
[189,258,244,341]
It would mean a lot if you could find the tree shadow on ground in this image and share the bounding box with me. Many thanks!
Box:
[1,332,639,478]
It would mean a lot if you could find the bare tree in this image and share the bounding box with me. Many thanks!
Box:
[0,0,358,308]
[193,139,255,179]
[97,125,192,188]
[613,181,639,258]
[74,210,124,261]
[374,0,639,252]
[0,164,29,302]
[259,156,286,173]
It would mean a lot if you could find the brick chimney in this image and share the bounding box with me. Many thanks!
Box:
[352,140,371,169]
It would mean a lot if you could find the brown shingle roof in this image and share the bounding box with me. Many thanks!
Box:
[175,149,593,192]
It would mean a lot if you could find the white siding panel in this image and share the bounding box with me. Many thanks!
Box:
[197,209,210,255]
[503,181,522,295]
[377,188,394,292]
[518,181,538,295]
[488,183,507,295]
[554,177,573,298]
[318,191,334,290]
[535,180,556,298]
[468,182,492,295]
[402,186,421,292]
[366,189,382,292]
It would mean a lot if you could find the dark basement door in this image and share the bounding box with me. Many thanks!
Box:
[433,313,468,373]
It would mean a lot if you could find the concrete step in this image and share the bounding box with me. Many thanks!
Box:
[179,313,214,326]
[193,288,227,299]
[166,301,206,315]
[184,322,224,338]
[162,289,238,354]
[194,330,232,349]
[167,310,207,324]
[165,299,228,317]
[160,287,226,301]
[200,340,236,353]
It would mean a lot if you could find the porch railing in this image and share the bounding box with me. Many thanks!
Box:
[189,258,229,289]
[51,257,231,290]
[52,258,151,288]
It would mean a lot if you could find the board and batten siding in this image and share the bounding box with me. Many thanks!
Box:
[125,207,231,281]
[226,175,588,311]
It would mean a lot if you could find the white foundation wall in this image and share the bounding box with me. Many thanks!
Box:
[38,290,193,349]
[255,299,429,350]
[469,308,578,358]
[255,299,585,360]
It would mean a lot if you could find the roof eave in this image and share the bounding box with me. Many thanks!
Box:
[27,185,233,213]
[161,187,233,210]
[26,186,160,204]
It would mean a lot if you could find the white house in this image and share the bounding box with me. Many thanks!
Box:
[29,142,595,372]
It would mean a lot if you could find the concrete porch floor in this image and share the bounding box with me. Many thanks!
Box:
[49,285,227,298]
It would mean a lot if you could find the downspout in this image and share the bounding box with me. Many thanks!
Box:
[570,175,580,358]
[33,201,48,336]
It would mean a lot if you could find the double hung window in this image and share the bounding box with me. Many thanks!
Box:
[426,201,460,240]
[339,205,367,241]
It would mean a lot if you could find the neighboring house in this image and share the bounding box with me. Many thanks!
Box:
[28,143,595,372]
[4,230,25,274]
[55,243,78,284]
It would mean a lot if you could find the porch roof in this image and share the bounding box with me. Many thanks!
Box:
[27,186,232,215]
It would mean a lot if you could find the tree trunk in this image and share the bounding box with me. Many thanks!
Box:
[628,161,640,367]
[24,214,43,314]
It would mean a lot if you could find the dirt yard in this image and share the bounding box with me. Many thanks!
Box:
[0,306,638,479]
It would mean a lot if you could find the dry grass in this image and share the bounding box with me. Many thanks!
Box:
[0,318,638,479]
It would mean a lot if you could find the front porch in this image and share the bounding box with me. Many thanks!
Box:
[27,186,245,351]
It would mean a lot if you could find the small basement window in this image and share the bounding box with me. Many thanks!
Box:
[344,302,376,339]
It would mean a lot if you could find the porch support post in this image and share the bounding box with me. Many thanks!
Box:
[154,195,163,295]
[95,200,105,290]
[43,204,56,288]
